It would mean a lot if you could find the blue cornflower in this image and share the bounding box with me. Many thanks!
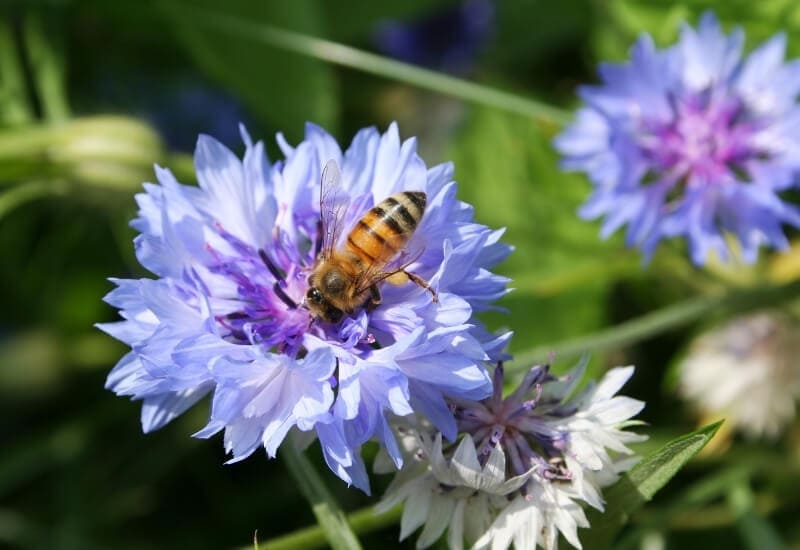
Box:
[556,12,800,264]
[99,122,511,492]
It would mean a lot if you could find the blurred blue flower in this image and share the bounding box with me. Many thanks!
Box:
[147,85,252,151]
[94,73,252,151]
[374,0,494,74]
[556,13,800,264]
[98,122,511,492]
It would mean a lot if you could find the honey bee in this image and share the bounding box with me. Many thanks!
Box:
[305,159,437,323]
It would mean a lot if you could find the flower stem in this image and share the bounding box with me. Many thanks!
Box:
[279,439,362,550]
[253,505,402,550]
[166,5,571,128]
[510,279,800,370]
[0,179,69,219]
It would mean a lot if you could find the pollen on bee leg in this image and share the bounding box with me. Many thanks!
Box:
[385,271,409,285]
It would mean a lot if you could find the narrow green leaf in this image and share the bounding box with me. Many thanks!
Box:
[280,439,362,550]
[0,18,34,125]
[582,421,723,548]
[509,279,800,371]
[22,13,70,121]
[174,5,570,127]
[162,0,338,140]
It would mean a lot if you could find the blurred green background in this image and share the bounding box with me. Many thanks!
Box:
[3,0,800,548]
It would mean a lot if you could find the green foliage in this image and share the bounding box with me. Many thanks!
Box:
[2,1,799,549]
[162,0,339,140]
[583,421,723,548]
[280,440,362,550]
[0,20,34,125]
[449,108,620,355]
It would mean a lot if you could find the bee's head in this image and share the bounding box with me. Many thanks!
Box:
[306,287,324,305]
[305,284,344,324]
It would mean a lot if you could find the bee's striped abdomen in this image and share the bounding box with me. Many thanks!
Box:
[346,191,426,264]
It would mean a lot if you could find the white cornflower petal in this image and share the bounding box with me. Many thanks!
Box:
[399,478,433,540]
[447,499,467,550]
[417,493,456,548]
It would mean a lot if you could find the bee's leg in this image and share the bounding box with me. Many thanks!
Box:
[387,270,438,303]
[406,271,438,303]
[366,285,382,311]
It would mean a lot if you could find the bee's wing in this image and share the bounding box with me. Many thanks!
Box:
[318,159,347,260]
[353,236,426,296]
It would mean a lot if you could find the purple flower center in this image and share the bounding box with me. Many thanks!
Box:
[204,214,384,361]
[204,222,318,357]
[638,91,762,184]
[453,364,572,481]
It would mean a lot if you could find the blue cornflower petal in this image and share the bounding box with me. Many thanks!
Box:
[141,386,211,433]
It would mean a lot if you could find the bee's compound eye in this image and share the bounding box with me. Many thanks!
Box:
[327,308,343,323]
[307,288,323,304]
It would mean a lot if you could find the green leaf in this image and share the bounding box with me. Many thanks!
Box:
[0,19,34,125]
[171,5,569,127]
[162,0,339,141]
[22,12,71,122]
[582,421,723,548]
[280,438,362,550]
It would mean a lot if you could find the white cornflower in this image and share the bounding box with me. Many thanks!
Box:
[379,360,646,549]
[679,312,800,439]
